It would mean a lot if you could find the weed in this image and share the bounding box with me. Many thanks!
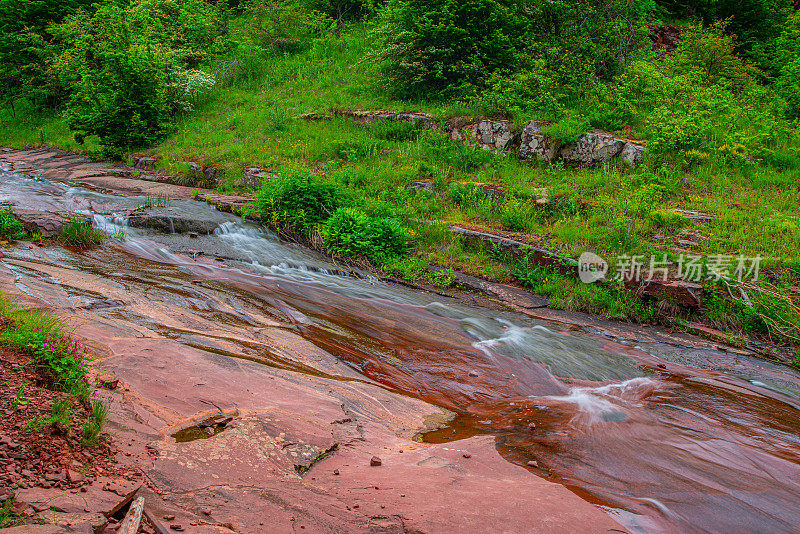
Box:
[57,219,105,248]
[137,193,171,210]
[0,208,26,240]
[12,382,27,410]
[81,399,109,448]
[0,493,24,528]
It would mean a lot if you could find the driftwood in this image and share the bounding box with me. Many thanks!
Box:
[120,496,145,534]
[143,508,172,534]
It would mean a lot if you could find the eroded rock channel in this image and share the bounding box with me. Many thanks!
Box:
[1,150,800,533]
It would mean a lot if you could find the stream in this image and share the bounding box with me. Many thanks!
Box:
[2,163,800,533]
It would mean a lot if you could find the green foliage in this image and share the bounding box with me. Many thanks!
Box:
[255,171,341,234]
[375,0,654,99]
[32,336,90,394]
[243,0,331,54]
[323,207,408,264]
[0,296,89,394]
[12,382,28,410]
[776,12,800,119]
[0,492,24,528]
[0,208,26,239]
[375,0,527,98]
[81,399,108,448]
[545,114,590,145]
[58,219,105,248]
[23,397,73,433]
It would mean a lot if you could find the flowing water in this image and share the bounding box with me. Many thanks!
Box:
[2,163,800,533]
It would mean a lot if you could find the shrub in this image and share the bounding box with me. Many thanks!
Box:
[255,171,341,234]
[374,0,528,98]
[323,207,408,264]
[243,0,331,54]
[0,208,26,239]
[776,12,800,119]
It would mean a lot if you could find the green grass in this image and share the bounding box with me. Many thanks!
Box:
[0,493,24,528]
[2,22,799,347]
[57,219,105,248]
[81,399,108,448]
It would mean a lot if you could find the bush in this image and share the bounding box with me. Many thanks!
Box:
[0,208,26,239]
[243,0,331,54]
[776,12,800,119]
[323,207,408,264]
[255,171,341,233]
[374,0,527,98]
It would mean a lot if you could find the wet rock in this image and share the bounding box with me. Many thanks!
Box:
[370,456,382,467]
[560,131,625,165]
[126,213,219,235]
[12,209,92,237]
[519,121,561,161]
[620,142,646,164]
[450,120,513,152]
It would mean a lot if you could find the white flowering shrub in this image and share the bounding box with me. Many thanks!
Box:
[168,68,216,112]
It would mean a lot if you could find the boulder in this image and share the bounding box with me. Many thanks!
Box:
[133,157,157,170]
[407,180,435,193]
[634,279,704,308]
[560,131,625,165]
[620,142,646,164]
[518,121,560,161]
[450,120,513,152]
[238,167,273,189]
[396,112,437,129]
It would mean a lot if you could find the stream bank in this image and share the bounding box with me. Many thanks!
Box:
[1,148,800,533]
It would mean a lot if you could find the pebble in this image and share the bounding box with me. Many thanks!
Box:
[468,370,479,377]
[163,515,176,521]
[462,453,471,459]
[169,525,184,531]
[370,456,382,467]
[527,460,539,468]
[333,469,339,475]
[201,508,212,515]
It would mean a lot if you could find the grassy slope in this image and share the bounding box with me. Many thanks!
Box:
[2,24,799,345]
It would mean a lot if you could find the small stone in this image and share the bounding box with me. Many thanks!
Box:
[380,504,385,509]
[67,469,85,483]
[333,469,339,476]
[527,460,539,468]
[169,525,184,531]
[468,370,479,377]
[370,456,382,467]
[528,422,536,430]
[163,515,175,521]
[462,452,471,458]
[201,508,212,515]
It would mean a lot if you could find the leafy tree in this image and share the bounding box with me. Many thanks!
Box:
[776,11,800,118]
[375,0,655,99]
[0,0,98,109]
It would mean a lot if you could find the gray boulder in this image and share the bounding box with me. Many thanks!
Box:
[518,121,560,161]
[450,120,513,152]
[560,131,625,164]
[620,142,647,164]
